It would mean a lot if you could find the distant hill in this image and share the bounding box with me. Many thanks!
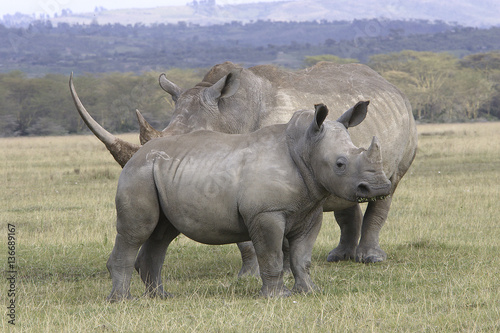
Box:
[3,0,500,28]
[1,16,499,75]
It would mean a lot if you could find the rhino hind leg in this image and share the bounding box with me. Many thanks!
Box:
[237,241,260,278]
[106,233,142,302]
[355,196,393,263]
[327,204,363,262]
[134,212,180,299]
[107,184,162,302]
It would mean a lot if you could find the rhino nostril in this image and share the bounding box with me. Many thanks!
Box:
[357,183,371,196]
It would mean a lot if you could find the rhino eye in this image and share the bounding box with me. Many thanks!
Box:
[335,157,347,173]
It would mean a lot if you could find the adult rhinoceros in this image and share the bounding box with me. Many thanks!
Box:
[70,61,417,279]
[107,103,392,301]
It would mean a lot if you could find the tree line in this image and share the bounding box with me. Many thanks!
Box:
[369,51,500,122]
[0,69,204,136]
[1,50,499,137]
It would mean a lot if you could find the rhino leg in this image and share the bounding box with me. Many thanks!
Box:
[106,183,161,302]
[237,238,291,278]
[248,212,291,297]
[106,233,141,302]
[327,204,362,262]
[289,209,323,294]
[282,238,291,273]
[134,213,180,299]
[237,241,260,278]
[356,196,392,263]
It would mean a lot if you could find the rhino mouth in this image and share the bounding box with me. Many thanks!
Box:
[356,195,390,203]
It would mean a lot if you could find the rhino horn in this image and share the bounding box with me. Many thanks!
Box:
[365,136,383,164]
[159,73,182,102]
[69,73,141,168]
[136,110,162,145]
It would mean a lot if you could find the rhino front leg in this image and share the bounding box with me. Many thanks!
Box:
[356,196,392,263]
[134,216,180,298]
[327,204,362,262]
[237,238,291,278]
[248,212,291,297]
[289,208,323,294]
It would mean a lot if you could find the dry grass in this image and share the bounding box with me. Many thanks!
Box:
[1,123,499,332]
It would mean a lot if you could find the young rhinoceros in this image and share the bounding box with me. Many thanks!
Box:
[106,101,391,301]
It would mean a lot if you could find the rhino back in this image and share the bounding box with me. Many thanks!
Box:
[174,61,416,183]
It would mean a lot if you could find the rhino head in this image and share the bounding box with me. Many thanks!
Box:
[156,69,242,136]
[287,102,391,203]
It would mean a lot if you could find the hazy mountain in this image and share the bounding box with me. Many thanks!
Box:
[3,0,500,28]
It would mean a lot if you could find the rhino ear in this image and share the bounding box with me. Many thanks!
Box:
[337,100,370,129]
[310,103,329,132]
[206,69,241,102]
[159,74,183,103]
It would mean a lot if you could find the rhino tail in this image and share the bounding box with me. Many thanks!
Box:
[152,155,170,213]
[135,109,162,145]
[69,73,141,168]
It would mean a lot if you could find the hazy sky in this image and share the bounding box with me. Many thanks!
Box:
[0,0,283,17]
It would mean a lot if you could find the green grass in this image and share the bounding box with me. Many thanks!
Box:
[1,123,500,332]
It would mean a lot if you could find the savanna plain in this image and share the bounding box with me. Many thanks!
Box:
[1,122,499,332]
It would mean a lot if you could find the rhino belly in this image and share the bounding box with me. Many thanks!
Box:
[169,213,250,245]
[153,155,250,245]
[163,197,250,245]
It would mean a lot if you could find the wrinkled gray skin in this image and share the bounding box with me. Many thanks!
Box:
[70,61,417,280]
[107,103,391,301]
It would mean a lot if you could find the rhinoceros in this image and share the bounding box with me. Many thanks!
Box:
[70,61,417,280]
[106,102,391,301]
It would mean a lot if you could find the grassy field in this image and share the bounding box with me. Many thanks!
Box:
[1,122,499,332]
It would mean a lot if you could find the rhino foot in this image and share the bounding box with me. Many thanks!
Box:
[355,246,387,263]
[292,282,319,294]
[106,293,136,303]
[259,285,292,298]
[143,289,174,299]
[326,245,357,262]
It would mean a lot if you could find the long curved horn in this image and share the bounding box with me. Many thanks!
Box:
[135,109,162,145]
[159,73,182,102]
[69,73,141,168]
